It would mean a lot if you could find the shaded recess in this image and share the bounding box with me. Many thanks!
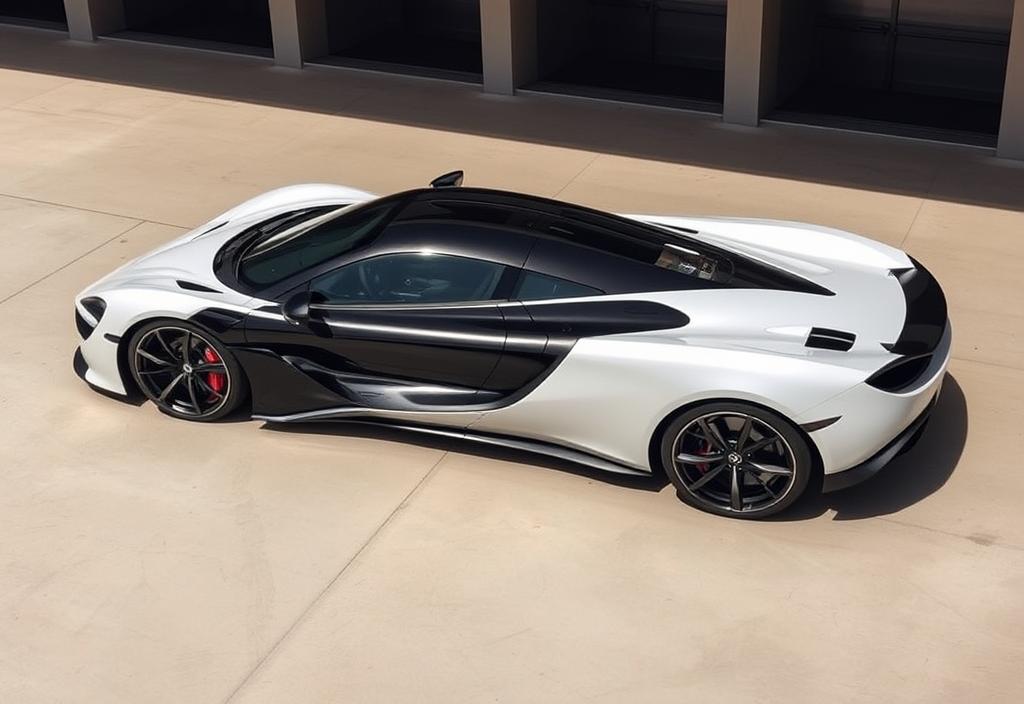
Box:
[311,0,483,82]
[0,0,68,29]
[765,0,1012,146]
[112,0,273,56]
[529,0,726,112]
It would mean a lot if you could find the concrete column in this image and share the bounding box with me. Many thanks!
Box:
[481,0,537,95]
[270,0,329,68]
[723,0,775,126]
[64,0,125,41]
[997,0,1024,159]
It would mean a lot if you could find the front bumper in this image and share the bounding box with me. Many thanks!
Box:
[821,390,938,492]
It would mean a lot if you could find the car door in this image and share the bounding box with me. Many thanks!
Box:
[243,250,517,414]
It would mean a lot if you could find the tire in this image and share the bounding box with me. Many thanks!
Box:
[127,319,248,422]
[659,401,812,519]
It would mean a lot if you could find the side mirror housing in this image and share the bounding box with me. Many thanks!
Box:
[282,291,313,325]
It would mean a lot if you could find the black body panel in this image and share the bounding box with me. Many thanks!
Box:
[241,304,508,414]
[806,327,856,351]
[236,299,689,417]
[190,308,247,341]
[245,304,507,389]
[520,299,690,337]
[233,347,345,416]
[886,258,948,356]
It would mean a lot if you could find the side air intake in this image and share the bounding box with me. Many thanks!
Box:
[806,327,856,351]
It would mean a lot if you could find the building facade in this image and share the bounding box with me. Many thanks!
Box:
[2,0,1022,158]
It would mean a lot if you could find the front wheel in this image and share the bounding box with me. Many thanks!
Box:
[660,402,812,519]
[127,320,247,421]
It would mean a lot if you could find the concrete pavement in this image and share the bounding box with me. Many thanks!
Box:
[0,25,1022,703]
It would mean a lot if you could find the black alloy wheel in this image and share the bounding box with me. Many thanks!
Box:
[661,402,812,518]
[128,321,246,421]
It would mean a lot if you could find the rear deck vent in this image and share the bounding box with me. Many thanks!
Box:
[177,280,221,294]
[806,327,856,351]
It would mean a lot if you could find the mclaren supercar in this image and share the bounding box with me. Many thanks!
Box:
[74,172,950,518]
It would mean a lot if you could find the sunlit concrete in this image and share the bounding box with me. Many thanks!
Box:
[0,26,1022,704]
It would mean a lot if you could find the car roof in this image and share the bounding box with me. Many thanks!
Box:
[390,186,690,244]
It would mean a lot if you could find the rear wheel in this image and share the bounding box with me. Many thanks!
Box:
[128,321,246,421]
[660,402,811,519]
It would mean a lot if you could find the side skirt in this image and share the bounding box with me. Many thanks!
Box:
[253,411,651,477]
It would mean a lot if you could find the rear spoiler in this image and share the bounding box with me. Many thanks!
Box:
[883,257,947,356]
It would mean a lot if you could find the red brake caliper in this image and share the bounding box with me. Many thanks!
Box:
[696,440,714,474]
[203,346,225,399]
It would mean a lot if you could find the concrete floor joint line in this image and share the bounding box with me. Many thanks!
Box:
[220,452,449,704]
[0,219,146,306]
[0,190,189,230]
[551,154,601,199]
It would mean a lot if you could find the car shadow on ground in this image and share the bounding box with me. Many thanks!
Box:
[260,422,670,493]
[779,373,968,521]
[259,374,968,517]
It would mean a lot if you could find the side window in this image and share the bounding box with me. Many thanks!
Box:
[311,253,507,305]
[515,271,602,301]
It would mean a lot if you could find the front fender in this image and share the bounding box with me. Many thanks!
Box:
[74,287,253,395]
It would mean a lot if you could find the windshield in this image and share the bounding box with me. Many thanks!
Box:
[238,199,397,287]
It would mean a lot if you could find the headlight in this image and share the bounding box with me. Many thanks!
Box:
[80,297,106,324]
[76,297,106,340]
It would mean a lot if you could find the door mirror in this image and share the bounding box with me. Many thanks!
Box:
[282,291,313,326]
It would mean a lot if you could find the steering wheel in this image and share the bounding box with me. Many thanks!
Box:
[357,262,386,300]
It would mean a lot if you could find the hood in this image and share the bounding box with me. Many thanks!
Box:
[79,184,376,301]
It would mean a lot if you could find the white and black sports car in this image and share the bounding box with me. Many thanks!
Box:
[74,172,950,518]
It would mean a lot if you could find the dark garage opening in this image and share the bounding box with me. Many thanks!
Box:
[112,0,273,56]
[0,0,68,29]
[768,0,1013,145]
[314,0,483,82]
[531,0,727,112]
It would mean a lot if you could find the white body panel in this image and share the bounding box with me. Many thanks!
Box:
[75,184,950,481]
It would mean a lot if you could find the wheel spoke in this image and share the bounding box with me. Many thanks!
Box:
[138,368,173,376]
[154,330,176,358]
[730,466,743,511]
[744,461,793,476]
[186,376,201,413]
[688,462,728,491]
[743,435,778,456]
[736,417,753,451]
[677,452,725,464]
[158,373,184,402]
[180,331,192,364]
[138,349,171,366]
[698,418,728,451]
[751,473,778,499]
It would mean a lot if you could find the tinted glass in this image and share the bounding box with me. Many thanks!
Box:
[239,201,395,286]
[312,253,507,304]
[394,198,547,231]
[516,271,602,300]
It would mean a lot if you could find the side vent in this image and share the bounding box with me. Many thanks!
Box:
[177,280,221,294]
[806,327,856,351]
